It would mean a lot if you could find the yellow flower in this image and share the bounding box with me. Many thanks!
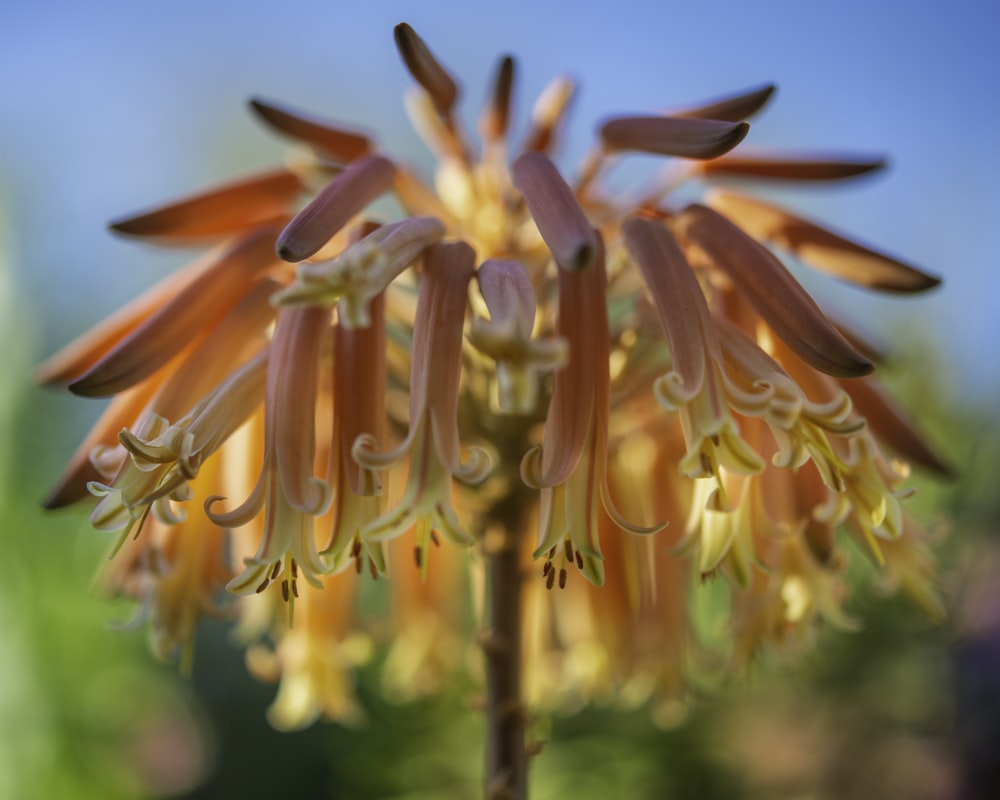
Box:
[40,21,949,726]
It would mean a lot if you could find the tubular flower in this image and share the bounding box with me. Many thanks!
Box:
[42,22,949,726]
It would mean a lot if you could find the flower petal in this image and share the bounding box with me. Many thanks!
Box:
[698,150,886,181]
[673,84,776,122]
[41,382,159,509]
[108,168,301,243]
[600,116,749,160]
[248,98,374,164]
[479,55,515,143]
[708,190,940,292]
[622,217,709,402]
[276,155,396,262]
[393,23,459,117]
[521,76,575,155]
[270,306,331,515]
[675,204,873,378]
[36,253,212,387]
[838,376,953,476]
[513,152,597,270]
[69,223,284,397]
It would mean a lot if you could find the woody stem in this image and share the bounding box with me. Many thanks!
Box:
[483,490,529,799]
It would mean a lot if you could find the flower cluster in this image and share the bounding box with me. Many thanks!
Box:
[41,23,948,727]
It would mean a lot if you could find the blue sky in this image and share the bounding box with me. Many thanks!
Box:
[3,0,999,404]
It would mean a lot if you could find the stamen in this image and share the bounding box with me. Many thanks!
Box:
[545,568,556,590]
[558,568,568,589]
[255,578,269,594]
[281,579,290,603]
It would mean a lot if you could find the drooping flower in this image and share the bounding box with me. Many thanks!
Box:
[41,21,949,729]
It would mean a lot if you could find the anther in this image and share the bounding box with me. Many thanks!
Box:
[255,578,269,594]
[368,558,378,580]
[281,579,290,602]
[430,530,440,547]
[291,559,298,579]
[291,579,299,598]
[545,568,555,590]
[542,560,552,576]
[270,561,282,581]
[558,568,568,589]
[574,550,583,571]
[354,555,363,575]
[564,540,574,562]
[414,546,423,569]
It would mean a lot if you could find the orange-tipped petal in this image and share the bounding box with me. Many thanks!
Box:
[276,155,396,262]
[512,152,597,270]
[674,84,777,122]
[708,191,940,292]
[698,151,886,181]
[676,204,873,378]
[148,278,277,421]
[600,116,749,160]
[35,254,214,387]
[108,168,301,243]
[393,23,459,117]
[69,223,283,397]
[248,98,373,163]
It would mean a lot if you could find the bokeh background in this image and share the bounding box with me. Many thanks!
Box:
[2,1,999,797]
